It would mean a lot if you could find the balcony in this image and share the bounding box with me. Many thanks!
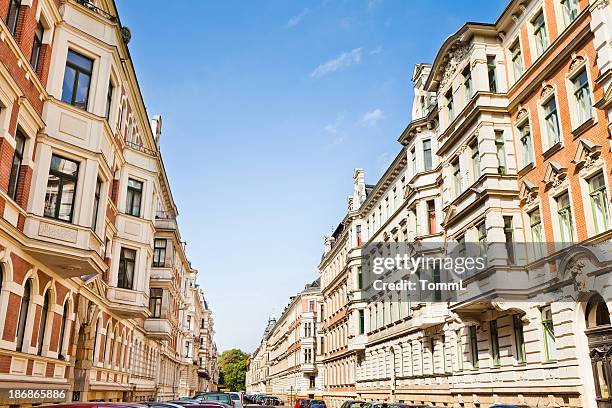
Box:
[144,317,172,341]
[107,287,150,318]
[22,214,106,278]
[301,363,316,373]
[155,211,178,231]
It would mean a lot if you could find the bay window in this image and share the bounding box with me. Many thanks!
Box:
[117,247,136,289]
[44,155,79,222]
[126,178,143,217]
[495,131,507,175]
[61,50,93,110]
[8,130,25,201]
[423,139,432,171]
[487,55,497,92]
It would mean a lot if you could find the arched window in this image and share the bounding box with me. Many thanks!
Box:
[58,301,69,359]
[586,294,611,329]
[37,291,50,355]
[16,279,32,352]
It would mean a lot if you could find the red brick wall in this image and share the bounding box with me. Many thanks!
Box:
[49,312,61,352]
[0,355,11,373]
[10,252,31,285]
[2,292,20,341]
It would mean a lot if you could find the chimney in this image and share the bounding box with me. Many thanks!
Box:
[150,115,162,149]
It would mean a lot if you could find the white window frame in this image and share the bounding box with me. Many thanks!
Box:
[539,90,563,152]
[566,60,596,131]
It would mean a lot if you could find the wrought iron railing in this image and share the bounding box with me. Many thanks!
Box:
[75,0,118,22]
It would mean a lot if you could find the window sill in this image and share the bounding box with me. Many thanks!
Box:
[572,117,595,139]
[518,162,535,177]
[542,141,563,160]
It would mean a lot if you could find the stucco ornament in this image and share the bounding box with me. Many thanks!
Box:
[567,258,588,292]
[440,43,470,89]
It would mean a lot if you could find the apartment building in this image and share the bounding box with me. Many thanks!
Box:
[0,0,217,404]
[247,281,325,403]
[318,0,612,407]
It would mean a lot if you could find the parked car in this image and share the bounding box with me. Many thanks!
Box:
[228,392,244,408]
[491,405,535,408]
[340,401,365,408]
[42,405,143,408]
[309,400,326,408]
[193,393,234,408]
[254,395,267,405]
[260,397,282,406]
[141,403,186,408]
[295,398,310,408]
[175,403,231,408]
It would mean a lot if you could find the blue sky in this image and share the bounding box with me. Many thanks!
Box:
[116,0,507,353]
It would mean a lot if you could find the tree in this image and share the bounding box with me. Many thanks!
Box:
[218,349,248,391]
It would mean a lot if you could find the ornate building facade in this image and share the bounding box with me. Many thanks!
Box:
[251,0,612,407]
[0,0,218,404]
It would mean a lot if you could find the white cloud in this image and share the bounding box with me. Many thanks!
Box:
[324,114,346,145]
[286,8,310,28]
[361,108,385,126]
[310,48,362,79]
[369,46,383,55]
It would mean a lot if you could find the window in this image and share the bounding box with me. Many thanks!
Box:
[8,130,25,201]
[357,266,363,290]
[452,159,461,197]
[533,11,548,57]
[519,122,533,167]
[356,225,362,247]
[320,304,324,322]
[495,131,507,175]
[589,172,609,234]
[469,325,479,368]
[92,178,102,231]
[504,216,515,264]
[556,192,574,242]
[126,178,143,217]
[427,200,436,234]
[456,330,464,370]
[463,66,472,100]
[510,40,523,81]
[530,208,544,259]
[61,50,93,109]
[359,310,365,334]
[573,69,592,124]
[513,314,526,363]
[37,291,50,355]
[410,146,417,175]
[58,301,69,359]
[106,81,114,121]
[16,279,31,352]
[423,139,432,171]
[30,22,44,72]
[6,0,20,37]
[490,320,500,366]
[117,247,136,289]
[478,222,487,259]
[561,0,579,27]
[309,375,316,388]
[487,55,497,92]
[543,97,560,147]
[149,288,163,318]
[446,90,454,122]
[541,306,556,360]
[432,267,441,301]
[44,155,79,222]
[153,238,167,267]
[471,141,480,180]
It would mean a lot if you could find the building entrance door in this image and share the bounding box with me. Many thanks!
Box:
[585,295,612,408]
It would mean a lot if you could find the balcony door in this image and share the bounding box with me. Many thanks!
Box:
[586,294,612,408]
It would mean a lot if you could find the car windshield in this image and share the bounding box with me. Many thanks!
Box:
[229,395,240,401]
